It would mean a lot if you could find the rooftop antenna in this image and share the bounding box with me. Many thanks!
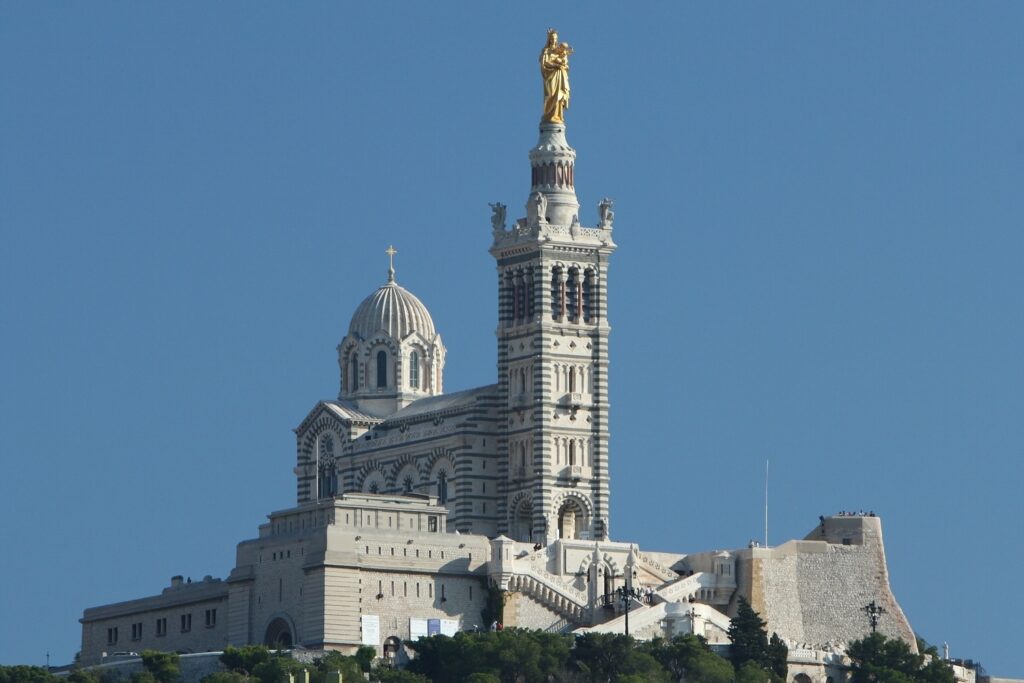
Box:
[764,459,769,548]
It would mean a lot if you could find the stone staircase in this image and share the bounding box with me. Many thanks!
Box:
[652,571,717,604]
[505,563,589,622]
[636,552,680,584]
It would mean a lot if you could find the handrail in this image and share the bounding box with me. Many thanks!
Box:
[637,552,679,583]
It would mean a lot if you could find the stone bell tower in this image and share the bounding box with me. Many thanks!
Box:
[490,31,616,544]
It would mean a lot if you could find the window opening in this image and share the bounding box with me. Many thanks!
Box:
[376,350,388,388]
[437,471,448,504]
[409,351,420,389]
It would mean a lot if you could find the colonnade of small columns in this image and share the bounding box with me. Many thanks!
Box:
[552,362,590,395]
[531,160,575,190]
[499,265,600,327]
[550,265,596,323]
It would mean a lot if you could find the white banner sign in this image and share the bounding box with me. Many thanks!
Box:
[440,619,459,636]
[361,615,380,646]
[409,618,428,641]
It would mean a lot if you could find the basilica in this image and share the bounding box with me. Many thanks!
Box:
[79,32,927,683]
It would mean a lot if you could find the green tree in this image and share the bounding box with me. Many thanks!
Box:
[465,674,501,683]
[371,670,431,683]
[570,632,669,683]
[141,651,180,683]
[644,635,733,683]
[66,670,101,683]
[766,632,789,680]
[67,668,119,683]
[131,673,158,683]
[220,645,271,676]
[735,660,778,683]
[917,637,940,658]
[727,597,785,681]
[251,656,302,683]
[354,645,378,673]
[0,665,61,683]
[315,651,364,683]
[200,674,249,683]
[847,632,954,683]
[480,582,506,629]
[407,633,474,683]
[727,597,769,669]
[570,632,636,683]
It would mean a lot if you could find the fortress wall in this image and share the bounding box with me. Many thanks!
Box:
[740,516,916,648]
[357,570,486,648]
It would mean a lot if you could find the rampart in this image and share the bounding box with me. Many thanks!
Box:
[735,515,916,649]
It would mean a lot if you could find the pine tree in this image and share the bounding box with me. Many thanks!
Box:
[767,632,789,680]
[727,596,770,670]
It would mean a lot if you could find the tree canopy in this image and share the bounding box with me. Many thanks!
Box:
[727,596,787,681]
[847,632,955,683]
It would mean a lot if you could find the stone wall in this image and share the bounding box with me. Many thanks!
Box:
[80,578,229,665]
[736,516,915,649]
[357,569,487,647]
[504,591,564,632]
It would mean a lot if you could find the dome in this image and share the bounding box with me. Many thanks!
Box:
[347,280,437,342]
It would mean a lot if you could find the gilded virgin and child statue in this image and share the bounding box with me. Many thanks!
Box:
[540,29,572,124]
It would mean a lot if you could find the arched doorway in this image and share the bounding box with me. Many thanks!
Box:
[557,499,587,540]
[383,636,405,666]
[793,674,814,683]
[512,498,533,543]
[264,617,294,649]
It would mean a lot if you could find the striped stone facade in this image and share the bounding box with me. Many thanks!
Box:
[491,120,616,543]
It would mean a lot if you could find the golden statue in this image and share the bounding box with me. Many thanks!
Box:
[540,28,572,124]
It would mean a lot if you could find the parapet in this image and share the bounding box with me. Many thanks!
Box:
[804,514,882,546]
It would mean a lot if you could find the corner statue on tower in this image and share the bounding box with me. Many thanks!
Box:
[540,28,572,124]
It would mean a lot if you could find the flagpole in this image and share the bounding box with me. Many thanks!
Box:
[764,459,769,548]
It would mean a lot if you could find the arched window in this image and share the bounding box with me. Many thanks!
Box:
[583,269,593,322]
[409,351,420,389]
[350,356,359,391]
[376,350,388,388]
[568,367,576,393]
[503,272,513,323]
[437,471,448,504]
[566,268,579,320]
[318,434,337,499]
[569,440,576,466]
[551,267,564,320]
[516,274,526,320]
[513,279,521,320]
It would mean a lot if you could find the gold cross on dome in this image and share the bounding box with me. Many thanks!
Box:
[386,245,397,282]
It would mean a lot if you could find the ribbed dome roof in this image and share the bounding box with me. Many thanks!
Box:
[347,280,437,342]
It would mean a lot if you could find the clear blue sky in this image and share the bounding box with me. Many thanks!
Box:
[2,2,1022,676]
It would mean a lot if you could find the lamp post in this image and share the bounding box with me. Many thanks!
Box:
[614,585,644,636]
[862,600,886,633]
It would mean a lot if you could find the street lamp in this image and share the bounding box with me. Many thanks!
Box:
[862,600,886,633]
[614,585,644,636]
